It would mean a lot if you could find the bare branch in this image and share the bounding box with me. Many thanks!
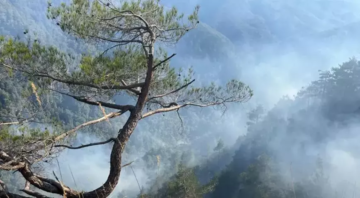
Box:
[89,26,145,48]
[0,152,71,196]
[176,109,184,129]
[55,138,116,150]
[147,79,195,101]
[54,111,126,142]
[20,181,50,198]
[17,164,80,197]
[142,104,186,118]
[85,34,143,45]
[0,121,21,126]
[99,43,123,57]
[0,162,25,171]
[120,80,141,95]
[100,22,146,33]
[153,53,176,70]
[0,120,49,126]
[24,181,30,191]
[20,189,49,198]
[49,89,135,111]
[0,113,39,126]
[121,161,134,168]
[0,151,13,162]
[32,174,67,194]
[142,101,232,119]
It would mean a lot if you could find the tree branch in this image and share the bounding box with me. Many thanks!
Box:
[50,89,135,111]
[20,181,50,198]
[85,34,143,45]
[1,63,145,90]
[106,24,147,33]
[141,101,231,119]
[20,189,48,198]
[121,161,133,168]
[0,151,13,162]
[147,79,195,101]
[176,109,184,129]
[18,163,79,197]
[99,43,123,57]
[0,112,39,127]
[0,119,49,126]
[55,138,116,150]
[142,104,186,118]
[152,53,176,70]
[54,110,127,142]
[97,2,151,30]
[0,162,25,171]
[0,121,22,126]
[0,152,72,197]
[120,80,141,95]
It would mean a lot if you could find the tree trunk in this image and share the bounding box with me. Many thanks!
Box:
[79,52,155,198]
[81,112,140,198]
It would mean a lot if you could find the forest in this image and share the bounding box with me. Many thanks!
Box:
[1,0,360,197]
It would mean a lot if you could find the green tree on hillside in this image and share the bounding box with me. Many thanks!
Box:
[0,0,252,197]
[142,164,218,198]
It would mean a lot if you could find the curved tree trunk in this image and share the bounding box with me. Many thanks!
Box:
[82,112,140,198]
[80,52,155,198]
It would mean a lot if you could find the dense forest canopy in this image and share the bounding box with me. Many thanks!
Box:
[1,0,360,198]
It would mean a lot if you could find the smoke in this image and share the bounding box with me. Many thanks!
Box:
[322,124,360,197]
[242,90,360,197]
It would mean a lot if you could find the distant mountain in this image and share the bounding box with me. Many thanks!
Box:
[169,0,360,92]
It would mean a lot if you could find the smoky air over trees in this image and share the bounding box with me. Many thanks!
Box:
[1,0,360,197]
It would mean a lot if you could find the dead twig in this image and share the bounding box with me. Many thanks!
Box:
[55,138,116,150]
